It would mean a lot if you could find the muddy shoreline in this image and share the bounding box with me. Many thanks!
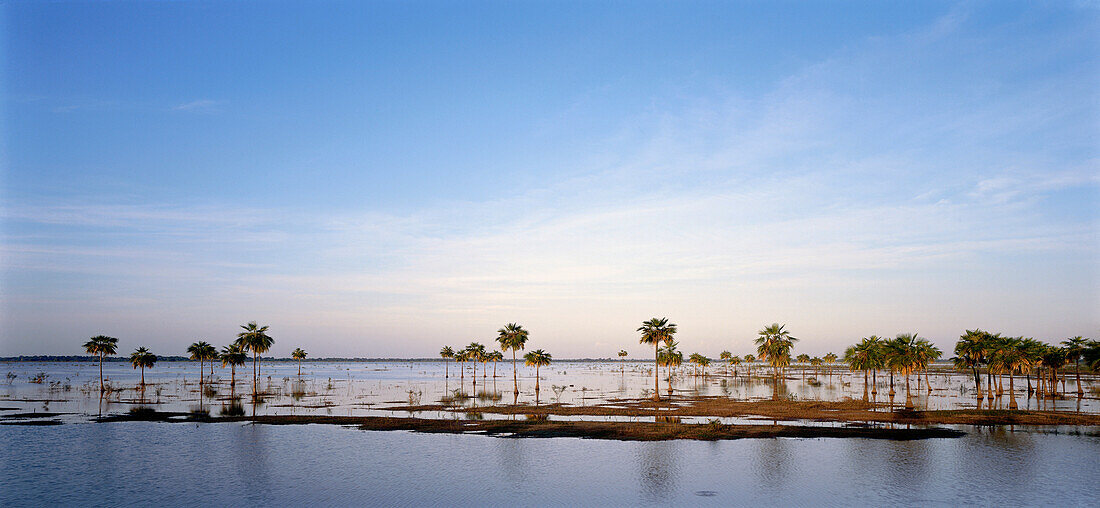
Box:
[78,411,963,440]
[387,397,1100,426]
[4,398,1096,440]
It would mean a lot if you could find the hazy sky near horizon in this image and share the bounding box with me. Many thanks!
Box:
[2,1,1097,357]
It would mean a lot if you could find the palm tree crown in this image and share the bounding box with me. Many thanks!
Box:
[754,323,798,378]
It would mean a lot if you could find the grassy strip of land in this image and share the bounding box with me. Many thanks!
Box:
[387,397,1100,426]
[86,410,963,440]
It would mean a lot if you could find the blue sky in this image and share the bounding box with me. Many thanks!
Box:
[1,1,1097,357]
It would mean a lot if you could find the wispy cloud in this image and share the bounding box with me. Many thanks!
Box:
[3,8,1096,356]
[172,99,220,112]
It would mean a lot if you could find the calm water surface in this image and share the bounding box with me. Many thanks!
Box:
[2,360,1096,418]
[3,361,1097,506]
[2,422,1097,507]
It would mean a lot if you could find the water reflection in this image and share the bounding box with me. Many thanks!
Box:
[1,360,1096,419]
[637,441,679,504]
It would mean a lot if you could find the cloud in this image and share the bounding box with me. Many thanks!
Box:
[172,99,220,112]
[3,7,1097,356]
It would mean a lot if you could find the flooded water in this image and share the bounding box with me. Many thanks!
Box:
[2,360,1096,420]
[2,422,1097,506]
[2,361,1097,506]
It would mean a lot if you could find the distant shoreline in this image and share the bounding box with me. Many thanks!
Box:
[0,356,959,364]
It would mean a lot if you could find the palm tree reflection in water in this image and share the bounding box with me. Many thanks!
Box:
[638,441,680,504]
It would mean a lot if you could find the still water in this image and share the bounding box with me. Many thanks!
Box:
[2,361,1097,506]
[2,422,1097,506]
[2,360,1096,419]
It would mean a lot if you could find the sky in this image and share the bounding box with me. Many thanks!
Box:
[1,1,1097,358]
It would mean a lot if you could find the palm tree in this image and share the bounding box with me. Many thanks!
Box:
[884,334,928,409]
[1082,340,1100,372]
[129,347,157,386]
[914,339,941,392]
[83,335,119,393]
[202,344,219,378]
[220,344,247,387]
[1062,336,1088,396]
[1041,347,1067,397]
[823,352,838,380]
[688,353,709,377]
[720,351,732,374]
[440,346,455,378]
[618,349,628,374]
[496,323,529,396]
[953,329,988,396]
[795,354,811,381]
[454,350,468,381]
[982,332,1005,398]
[488,350,504,377]
[809,357,823,380]
[845,344,868,399]
[523,349,552,393]
[1019,338,1046,394]
[235,321,274,397]
[291,348,307,376]
[657,341,683,395]
[742,354,755,377]
[997,338,1032,409]
[730,356,742,377]
[638,318,677,400]
[885,334,921,407]
[845,336,885,398]
[754,323,798,380]
[187,341,215,386]
[465,342,486,388]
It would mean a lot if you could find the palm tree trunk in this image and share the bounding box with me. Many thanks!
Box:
[253,352,258,397]
[298,359,301,376]
[199,359,204,386]
[231,364,236,386]
[654,342,660,401]
[1008,374,1017,409]
[140,366,145,386]
[871,369,877,394]
[512,350,518,396]
[535,365,540,392]
[445,360,449,378]
[99,354,104,393]
[1076,364,1083,396]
